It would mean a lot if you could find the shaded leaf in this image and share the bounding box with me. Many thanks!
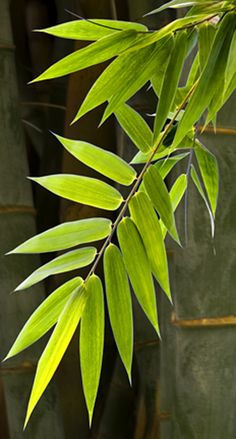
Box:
[153,31,187,143]
[104,244,133,379]
[15,247,96,291]
[155,153,190,179]
[191,165,215,236]
[54,134,136,185]
[160,174,187,238]
[39,19,147,41]
[80,275,104,425]
[31,30,143,83]
[195,142,219,216]
[30,175,123,211]
[117,217,159,333]
[129,192,171,300]
[8,218,112,254]
[115,104,152,153]
[143,166,180,243]
[198,22,216,71]
[5,277,83,359]
[224,30,236,92]
[24,283,88,428]
[145,0,210,15]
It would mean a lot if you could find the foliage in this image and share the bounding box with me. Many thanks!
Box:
[4,0,236,428]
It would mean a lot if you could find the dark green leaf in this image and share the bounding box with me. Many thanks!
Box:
[191,165,215,236]
[195,142,219,216]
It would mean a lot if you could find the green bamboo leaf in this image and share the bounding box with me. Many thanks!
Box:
[172,12,236,149]
[143,165,180,244]
[155,153,190,179]
[104,244,133,380]
[150,36,175,98]
[153,31,187,143]
[145,0,210,15]
[24,282,88,428]
[8,218,112,254]
[5,277,83,359]
[39,19,147,41]
[30,175,123,211]
[224,30,236,92]
[117,217,159,334]
[80,275,104,426]
[195,142,219,216]
[74,36,173,123]
[15,247,96,291]
[115,104,153,153]
[191,165,215,237]
[31,30,143,83]
[129,192,171,301]
[54,134,136,185]
[160,174,188,238]
[198,22,216,72]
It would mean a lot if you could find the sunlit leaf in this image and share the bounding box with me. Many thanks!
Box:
[30,175,123,211]
[172,12,236,149]
[129,192,171,301]
[8,218,112,254]
[198,22,216,71]
[153,31,187,143]
[74,36,173,123]
[160,174,188,238]
[117,218,159,333]
[31,30,144,83]
[39,19,147,41]
[195,142,219,216]
[115,104,152,153]
[224,30,236,92]
[80,275,104,426]
[143,166,180,243]
[5,277,83,359]
[15,247,96,291]
[155,153,189,179]
[191,165,215,237]
[145,0,211,15]
[24,282,88,428]
[104,244,133,379]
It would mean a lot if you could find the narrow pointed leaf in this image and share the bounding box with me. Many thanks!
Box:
[160,174,187,238]
[31,30,144,83]
[8,218,112,254]
[191,165,215,237]
[198,22,216,71]
[80,276,104,425]
[30,175,123,211]
[24,283,88,428]
[75,36,172,123]
[39,19,147,41]
[54,134,136,185]
[144,166,180,243]
[5,277,83,359]
[145,0,209,15]
[104,244,133,379]
[172,12,236,149]
[115,104,152,153]
[224,30,236,92]
[195,143,219,216]
[153,31,187,143]
[15,247,96,291]
[155,153,189,179]
[151,36,174,98]
[117,218,159,333]
[129,192,171,300]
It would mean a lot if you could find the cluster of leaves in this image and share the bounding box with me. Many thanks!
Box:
[5,0,236,428]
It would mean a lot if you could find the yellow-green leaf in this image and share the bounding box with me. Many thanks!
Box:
[129,192,171,301]
[30,175,123,211]
[195,142,219,216]
[160,174,187,238]
[5,277,83,359]
[198,22,216,72]
[15,247,96,291]
[80,275,104,426]
[117,217,159,334]
[115,103,152,153]
[54,134,136,185]
[155,153,189,179]
[191,165,215,237]
[24,282,88,428]
[153,31,187,143]
[39,19,147,41]
[31,30,143,83]
[143,166,180,243]
[8,218,112,254]
[104,244,133,379]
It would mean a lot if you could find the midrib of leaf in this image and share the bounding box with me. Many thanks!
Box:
[84,81,198,283]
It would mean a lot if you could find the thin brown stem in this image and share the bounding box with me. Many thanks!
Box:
[85,81,198,281]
